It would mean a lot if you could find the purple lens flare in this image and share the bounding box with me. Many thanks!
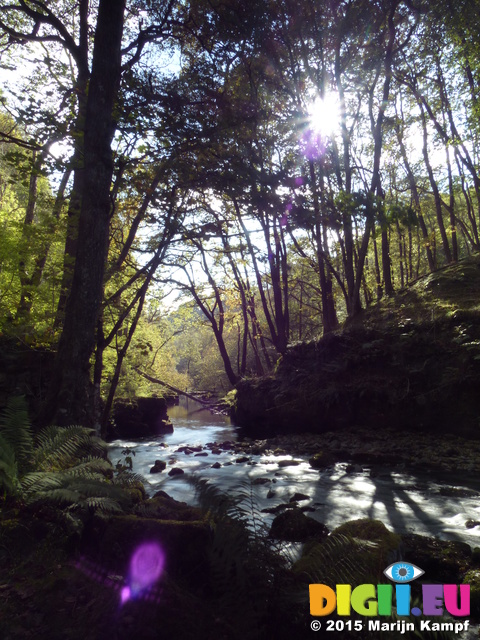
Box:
[121,541,165,604]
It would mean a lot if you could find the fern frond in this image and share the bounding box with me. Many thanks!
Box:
[80,497,123,513]
[21,471,64,493]
[112,470,145,487]
[0,396,33,474]
[34,425,105,471]
[25,487,81,506]
[293,533,379,586]
[63,457,113,478]
[0,459,20,496]
[192,478,243,519]
[22,472,131,512]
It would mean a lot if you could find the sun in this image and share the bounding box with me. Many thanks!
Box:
[306,93,341,138]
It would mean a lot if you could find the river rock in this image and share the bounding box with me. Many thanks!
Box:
[290,492,309,502]
[168,467,185,476]
[269,509,329,542]
[309,451,336,469]
[401,532,471,583]
[112,397,173,438]
[150,460,166,473]
[140,491,202,521]
[278,459,301,467]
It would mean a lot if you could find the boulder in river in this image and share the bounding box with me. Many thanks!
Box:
[111,397,174,438]
[150,460,166,473]
[269,508,329,542]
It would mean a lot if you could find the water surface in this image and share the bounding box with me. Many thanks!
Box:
[108,398,480,548]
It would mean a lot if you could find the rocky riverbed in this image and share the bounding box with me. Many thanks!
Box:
[204,426,480,476]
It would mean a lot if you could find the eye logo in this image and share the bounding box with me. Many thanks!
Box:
[384,562,424,583]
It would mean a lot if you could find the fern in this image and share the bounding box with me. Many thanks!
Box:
[62,457,113,479]
[22,471,132,512]
[81,496,123,513]
[191,478,290,640]
[0,396,34,478]
[293,533,380,586]
[0,433,20,497]
[34,425,106,472]
[0,395,144,517]
[112,469,146,488]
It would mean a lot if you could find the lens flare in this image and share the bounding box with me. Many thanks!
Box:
[300,92,340,160]
[120,586,131,604]
[129,542,165,595]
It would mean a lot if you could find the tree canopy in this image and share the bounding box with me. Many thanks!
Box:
[1,0,479,430]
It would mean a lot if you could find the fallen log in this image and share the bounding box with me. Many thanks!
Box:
[133,368,217,409]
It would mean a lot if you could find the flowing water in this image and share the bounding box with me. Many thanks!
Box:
[108,398,480,549]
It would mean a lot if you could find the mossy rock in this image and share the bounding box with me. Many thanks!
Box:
[402,533,472,583]
[126,480,147,504]
[463,569,480,618]
[293,519,402,586]
[309,451,337,469]
[111,397,173,438]
[333,519,401,551]
[269,508,329,542]
[83,512,211,585]
[135,492,203,521]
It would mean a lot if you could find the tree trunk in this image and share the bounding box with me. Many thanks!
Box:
[43,0,126,427]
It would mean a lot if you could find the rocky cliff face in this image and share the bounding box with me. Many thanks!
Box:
[232,257,480,439]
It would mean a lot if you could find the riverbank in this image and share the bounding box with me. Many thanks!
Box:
[231,426,480,476]
[231,256,480,440]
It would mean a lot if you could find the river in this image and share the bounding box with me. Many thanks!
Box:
[108,397,480,550]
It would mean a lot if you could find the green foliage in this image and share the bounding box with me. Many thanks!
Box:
[192,478,293,639]
[0,433,20,498]
[0,396,144,514]
[0,396,34,497]
[293,533,381,586]
[0,395,34,474]
[33,425,106,472]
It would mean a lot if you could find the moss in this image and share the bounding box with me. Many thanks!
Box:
[83,513,211,585]
[463,569,480,618]
[293,519,402,586]
[333,518,401,548]
[332,519,401,570]
[402,533,472,583]
[472,547,480,565]
[309,451,336,469]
